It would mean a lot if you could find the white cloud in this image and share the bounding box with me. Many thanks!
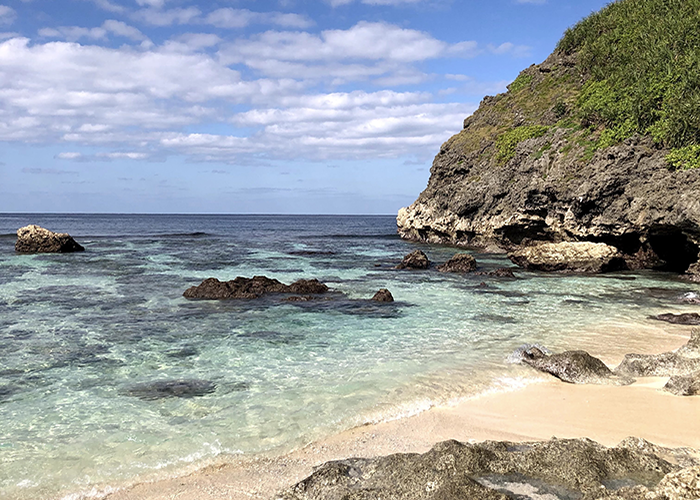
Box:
[56,152,83,160]
[327,0,424,5]
[88,0,126,13]
[134,7,201,26]
[205,8,313,29]
[39,20,148,43]
[0,5,16,25]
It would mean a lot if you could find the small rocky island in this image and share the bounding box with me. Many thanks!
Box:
[15,225,84,253]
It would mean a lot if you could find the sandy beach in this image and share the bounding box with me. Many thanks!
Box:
[99,322,700,500]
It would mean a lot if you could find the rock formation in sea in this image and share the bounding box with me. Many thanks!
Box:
[371,289,394,302]
[649,313,700,326]
[437,253,477,273]
[122,379,216,400]
[15,225,85,253]
[183,276,329,300]
[396,249,430,270]
[397,0,700,276]
[280,437,700,500]
[509,241,626,273]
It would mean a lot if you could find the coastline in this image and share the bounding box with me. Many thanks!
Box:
[96,321,700,500]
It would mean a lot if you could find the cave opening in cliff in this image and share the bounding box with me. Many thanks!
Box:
[647,228,699,273]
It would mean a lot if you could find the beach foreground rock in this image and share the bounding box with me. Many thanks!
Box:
[15,225,85,253]
[518,348,635,385]
[183,276,329,299]
[615,328,700,378]
[280,437,698,500]
[650,312,700,325]
[508,241,626,273]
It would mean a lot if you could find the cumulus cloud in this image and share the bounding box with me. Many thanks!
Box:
[134,7,201,26]
[327,0,424,6]
[0,5,16,25]
[39,20,148,42]
[205,8,313,29]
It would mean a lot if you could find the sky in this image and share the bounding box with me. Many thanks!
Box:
[0,0,612,214]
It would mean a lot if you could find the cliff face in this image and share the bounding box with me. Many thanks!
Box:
[397,49,700,274]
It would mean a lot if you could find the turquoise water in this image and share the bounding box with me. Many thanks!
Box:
[0,214,697,499]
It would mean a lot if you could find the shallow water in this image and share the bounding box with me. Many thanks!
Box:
[0,214,697,499]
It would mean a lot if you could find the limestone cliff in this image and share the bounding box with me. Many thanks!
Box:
[398,0,700,275]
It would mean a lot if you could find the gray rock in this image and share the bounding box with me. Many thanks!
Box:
[371,289,394,302]
[663,372,700,396]
[508,241,626,273]
[437,253,477,273]
[122,379,216,400]
[15,225,85,253]
[396,249,430,270]
[280,437,694,500]
[649,312,700,325]
[615,328,700,377]
[183,276,329,300]
[520,349,635,385]
[475,267,516,278]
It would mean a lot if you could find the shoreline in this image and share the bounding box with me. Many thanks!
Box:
[95,321,700,500]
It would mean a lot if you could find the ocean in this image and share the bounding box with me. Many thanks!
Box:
[0,213,696,499]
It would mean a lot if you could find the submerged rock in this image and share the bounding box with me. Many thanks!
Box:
[649,312,700,325]
[437,253,477,273]
[371,289,394,302]
[615,329,700,378]
[508,241,626,273]
[664,372,700,396]
[123,379,216,400]
[396,249,430,270]
[475,267,516,278]
[15,225,85,253]
[183,276,329,300]
[518,348,635,385]
[280,437,694,500]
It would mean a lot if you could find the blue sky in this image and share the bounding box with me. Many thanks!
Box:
[0,0,611,214]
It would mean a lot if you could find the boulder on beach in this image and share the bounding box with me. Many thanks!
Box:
[15,225,85,253]
[516,347,635,385]
[280,436,696,500]
[615,328,700,378]
[396,249,430,270]
[508,241,626,273]
[664,372,700,396]
[371,289,394,302]
[649,312,700,325]
[183,276,329,300]
[437,253,477,273]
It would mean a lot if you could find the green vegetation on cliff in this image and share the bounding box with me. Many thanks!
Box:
[449,0,700,170]
[559,0,700,155]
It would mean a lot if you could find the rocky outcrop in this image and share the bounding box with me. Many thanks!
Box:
[437,253,477,273]
[396,250,430,270]
[664,372,700,396]
[371,289,394,302]
[183,276,329,300]
[509,241,626,273]
[396,48,700,275]
[615,328,700,377]
[650,312,700,325]
[15,225,85,253]
[475,267,516,278]
[280,437,698,500]
[516,347,635,385]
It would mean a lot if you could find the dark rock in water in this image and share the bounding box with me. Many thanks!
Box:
[166,346,199,358]
[475,267,516,278]
[183,276,329,300]
[664,372,700,396]
[280,437,693,500]
[396,249,430,270]
[507,344,551,364]
[519,349,635,385]
[123,379,216,400]
[679,292,700,304]
[437,253,477,273]
[649,312,700,325]
[15,225,85,253]
[508,242,626,273]
[371,289,394,302]
[615,329,700,378]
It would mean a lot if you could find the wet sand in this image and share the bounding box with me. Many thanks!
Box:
[101,323,700,500]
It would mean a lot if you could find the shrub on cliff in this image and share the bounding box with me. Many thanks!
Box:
[558,0,700,155]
